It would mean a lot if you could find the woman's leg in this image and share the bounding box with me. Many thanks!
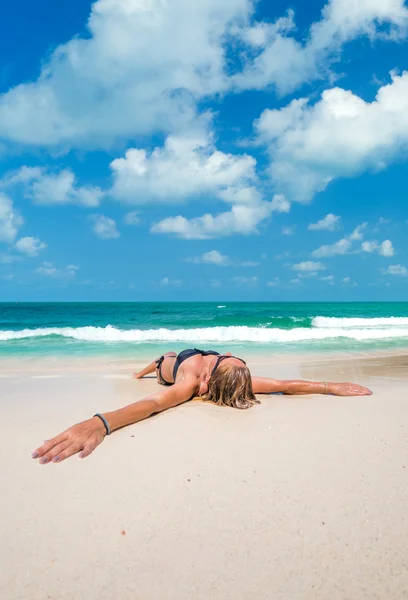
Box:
[133,351,177,381]
[133,359,157,379]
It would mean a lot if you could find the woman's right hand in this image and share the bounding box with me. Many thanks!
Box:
[32,417,107,464]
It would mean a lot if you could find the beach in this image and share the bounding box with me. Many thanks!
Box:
[2,351,408,600]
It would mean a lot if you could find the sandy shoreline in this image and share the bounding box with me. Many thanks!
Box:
[1,352,408,599]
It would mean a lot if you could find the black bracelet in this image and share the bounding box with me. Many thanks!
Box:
[94,413,111,435]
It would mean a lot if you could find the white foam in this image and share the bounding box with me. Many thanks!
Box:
[1,324,408,343]
[313,316,408,329]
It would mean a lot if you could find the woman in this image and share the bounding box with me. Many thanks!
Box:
[32,348,372,465]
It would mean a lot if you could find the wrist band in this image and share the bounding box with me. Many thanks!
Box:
[324,382,328,394]
[94,413,111,435]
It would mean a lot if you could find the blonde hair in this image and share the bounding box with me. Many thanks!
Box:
[202,363,260,410]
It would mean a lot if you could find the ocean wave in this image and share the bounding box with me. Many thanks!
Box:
[313,316,408,329]
[1,325,408,343]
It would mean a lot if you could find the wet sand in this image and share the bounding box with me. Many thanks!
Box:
[1,352,408,600]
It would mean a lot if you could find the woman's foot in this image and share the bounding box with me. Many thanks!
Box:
[329,382,372,396]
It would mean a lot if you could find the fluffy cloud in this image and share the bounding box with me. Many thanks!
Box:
[256,71,408,202]
[188,250,231,266]
[111,133,259,205]
[1,167,103,207]
[349,224,367,241]
[320,275,335,284]
[14,236,47,257]
[311,223,366,257]
[234,0,408,93]
[151,199,278,239]
[187,249,259,267]
[231,276,258,285]
[36,262,79,278]
[0,193,23,243]
[292,261,326,272]
[361,239,395,256]
[91,215,120,239]
[381,264,408,276]
[308,213,341,231]
[0,1,407,149]
[312,238,352,257]
[0,0,252,148]
[123,211,140,225]
[270,194,291,213]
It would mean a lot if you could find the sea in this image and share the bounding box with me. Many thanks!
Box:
[1,302,408,360]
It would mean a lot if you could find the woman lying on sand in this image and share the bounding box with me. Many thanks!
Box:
[32,348,372,465]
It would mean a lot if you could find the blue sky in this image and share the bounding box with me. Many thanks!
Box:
[0,0,408,301]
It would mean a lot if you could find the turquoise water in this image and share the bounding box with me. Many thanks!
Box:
[1,302,408,358]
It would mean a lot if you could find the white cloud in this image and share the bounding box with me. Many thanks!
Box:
[290,278,301,284]
[240,260,260,267]
[349,223,367,241]
[91,214,120,239]
[0,0,406,150]
[0,0,252,148]
[36,262,58,277]
[270,194,290,213]
[381,264,408,276]
[36,262,79,278]
[320,274,335,284]
[342,276,351,283]
[308,213,341,231]
[14,236,47,257]
[267,277,280,287]
[151,199,277,239]
[361,241,377,253]
[256,72,408,202]
[1,167,103,207]
[361,239,395,256]
[187,250,259,267]
[312,240,350,258]
[282,226,294,236]
[233,1,408,94]
[379,240,395,256]
[111,132,259,205]
[124,211,140,225]
[292,261,326,272]
[0,193,23,243]
[231,276,258,285]
[66,264,80,277]
[189,250,231,266]
[311,223,367,257]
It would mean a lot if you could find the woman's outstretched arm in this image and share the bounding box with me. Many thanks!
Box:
[32,377,199,465]
[251,376,372,396]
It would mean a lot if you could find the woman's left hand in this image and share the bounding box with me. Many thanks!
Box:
[329,382,372,396]
[32,417,107,464]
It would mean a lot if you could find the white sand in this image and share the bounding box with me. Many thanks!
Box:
[1,353,408,600]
